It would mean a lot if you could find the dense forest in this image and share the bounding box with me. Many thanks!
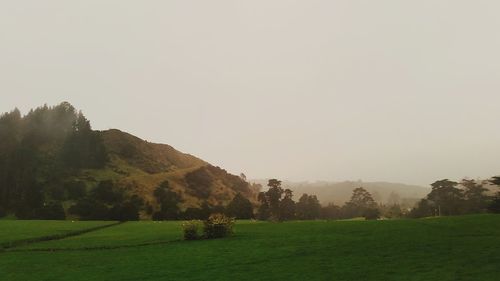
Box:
[0,102,107,219]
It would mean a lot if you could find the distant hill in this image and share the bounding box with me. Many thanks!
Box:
[0,102,257,219]
[251,180,430,208]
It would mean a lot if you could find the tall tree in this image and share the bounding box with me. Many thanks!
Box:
[427,179,464,216]
[153,181,183,220]
[257,191,271,220]
[342,187,379,219]
[266,179,284,220]
[296,193,321,220]
[461,179,490,213]
[226,193,254,219]
[488,177,500,213]
[279,189,296,220]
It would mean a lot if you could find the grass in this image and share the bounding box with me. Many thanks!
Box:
[17,221,183,250]
[1,215,499,281]
[0,220,113,245]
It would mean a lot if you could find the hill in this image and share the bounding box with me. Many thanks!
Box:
[251,179,430,208]
[0,102,257,219]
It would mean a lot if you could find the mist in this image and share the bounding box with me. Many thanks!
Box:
[1,1,500,186]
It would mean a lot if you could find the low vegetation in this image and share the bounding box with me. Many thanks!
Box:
[181,220,203,240]
[182,214,234,240]
[1,215,500,280]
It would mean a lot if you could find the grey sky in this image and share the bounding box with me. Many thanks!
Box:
[1,1,500,186]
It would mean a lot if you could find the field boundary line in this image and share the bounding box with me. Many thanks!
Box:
[5,239,183,252]
[0,221,124,252]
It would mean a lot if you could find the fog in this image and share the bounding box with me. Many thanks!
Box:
[1,1,500,186]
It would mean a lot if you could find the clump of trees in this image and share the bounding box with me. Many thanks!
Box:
[226,193,254,219]
[341,187,380,220]
[68,180,142,221]
[409,178,498,218]
[150,180,254,221]
[257,179,297,221]
[256,179,332,221]
[296,194,321,220]
[488,177,500,214]
[152,181,183,220]
[0,102,108,219]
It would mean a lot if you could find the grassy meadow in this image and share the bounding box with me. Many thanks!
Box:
[1,215,500,281]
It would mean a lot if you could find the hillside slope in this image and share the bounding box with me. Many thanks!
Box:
[73,129,257,215]
[0,103,257,219]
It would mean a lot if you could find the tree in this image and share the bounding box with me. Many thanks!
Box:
[321,203,341,220]
[488,178,500,214]
[0,102,110,217]
[461,179,490,214]
[296,193,321,220]
[363,208,380,220]
[68,198,110,220]
[226,193,254,219]
[279,189,296,220]
[488,192,500,214]
[256,191,271,220]
[256,179,293,221]
[381,204,403,219]
[65,181,87,200]
[349,187,377,208]
[342,187,378,219]
[61,111,108,169]
[266,179,284,220]
[408,198,433,218]
[38,202,66,220]
[109,201,140,221]
[427,179,464,216]
[153,181,183,220]
[91,180,122,204]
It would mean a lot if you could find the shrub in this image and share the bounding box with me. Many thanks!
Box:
[203,213,235,239]
[182,220,203,240]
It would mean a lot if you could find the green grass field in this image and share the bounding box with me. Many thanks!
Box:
[0,220,114,246]
[1,215,499,281]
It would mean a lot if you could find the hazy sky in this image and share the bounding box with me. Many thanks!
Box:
[1,1,500,186]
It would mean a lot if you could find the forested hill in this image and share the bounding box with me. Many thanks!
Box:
[0,102,258,220]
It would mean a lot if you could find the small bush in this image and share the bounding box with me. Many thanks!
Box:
[182,220,203,240]
[203,213,235,239]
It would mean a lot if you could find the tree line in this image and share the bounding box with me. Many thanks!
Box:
[409,177,500,218]
[256,179,381,221]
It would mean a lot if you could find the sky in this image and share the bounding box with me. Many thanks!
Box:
[1,1,500,186]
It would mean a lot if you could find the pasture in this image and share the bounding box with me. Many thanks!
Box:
[1,215,499,281]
